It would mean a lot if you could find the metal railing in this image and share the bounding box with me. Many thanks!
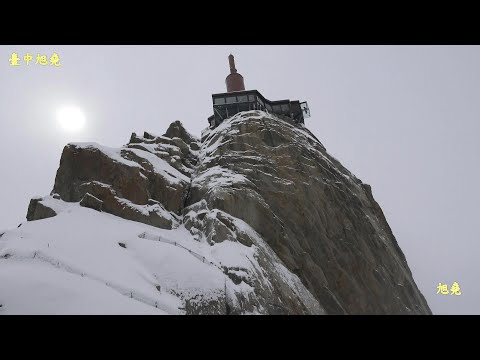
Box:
[138,232,224,272]
[2,250,176,313]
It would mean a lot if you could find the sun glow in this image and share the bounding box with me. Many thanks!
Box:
[57,106,86,132]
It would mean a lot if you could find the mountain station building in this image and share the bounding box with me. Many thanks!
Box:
[208,55,310,129]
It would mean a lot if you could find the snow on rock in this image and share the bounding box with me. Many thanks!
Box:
[69,142,142,169]
[50,132,195,228]
[186,110,431,314]
[0,200,224,314]
[116,197,178,222]
[124,147,190,184]
[1,196,323,314]
[192,166,250,191]
[5,111,431,314]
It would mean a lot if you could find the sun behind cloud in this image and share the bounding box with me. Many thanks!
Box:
[57,106,86,132]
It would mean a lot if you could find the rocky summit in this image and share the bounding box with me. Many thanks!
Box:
[4,110,430,314]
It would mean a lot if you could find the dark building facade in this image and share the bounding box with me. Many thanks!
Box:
[208,55,310,129]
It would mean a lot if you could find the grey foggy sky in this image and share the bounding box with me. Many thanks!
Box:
[1,45,479,315]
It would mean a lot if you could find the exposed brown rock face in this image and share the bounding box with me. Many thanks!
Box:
[164,120,197,145]
[80,192,103,212]
[188,111,431,314]
[27,197,57,221]
[26,111,431,314]
[50,131,196,229]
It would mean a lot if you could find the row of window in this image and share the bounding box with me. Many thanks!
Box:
[214,103,256,119]
[213,94,292,114]
[214,94,255,105]
[210,99,306,128]
[213,102,294,121]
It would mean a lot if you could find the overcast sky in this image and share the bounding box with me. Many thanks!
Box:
[1,45,478,314]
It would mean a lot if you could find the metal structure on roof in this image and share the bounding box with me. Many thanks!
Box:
[208,55,310,129]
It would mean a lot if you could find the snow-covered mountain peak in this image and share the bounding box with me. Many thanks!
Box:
[1,111,430,314]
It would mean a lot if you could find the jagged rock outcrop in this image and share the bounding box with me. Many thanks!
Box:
[164,120,197,146]
[50,130,197,229]
[27,197,57,221]
[24,110,431,314]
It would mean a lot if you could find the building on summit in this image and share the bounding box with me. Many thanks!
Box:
[208,54,310,129]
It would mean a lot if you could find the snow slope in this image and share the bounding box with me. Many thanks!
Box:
[0,198,231,314]
[2,195,313,314]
